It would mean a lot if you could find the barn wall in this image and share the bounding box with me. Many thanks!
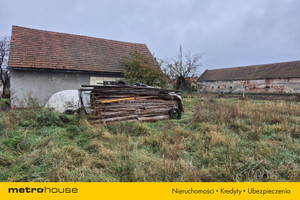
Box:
[10,70,122,107]
[198,78,300,94]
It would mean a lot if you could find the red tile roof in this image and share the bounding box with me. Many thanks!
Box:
[9,26,155,73]
[199,60,300,81]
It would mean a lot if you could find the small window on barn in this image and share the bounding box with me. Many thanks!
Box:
[218,86,220,89]
[230,86,233,89]
[212,86,214,89]
[266,86,270,89]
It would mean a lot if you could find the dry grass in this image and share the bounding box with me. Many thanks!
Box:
[0,98,299,182]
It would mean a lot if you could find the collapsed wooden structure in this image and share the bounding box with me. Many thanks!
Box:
[79,85,183,123]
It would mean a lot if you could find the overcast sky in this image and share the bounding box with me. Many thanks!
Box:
[1,0,300,74]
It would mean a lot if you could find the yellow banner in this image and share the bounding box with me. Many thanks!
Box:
[0,182,299,200]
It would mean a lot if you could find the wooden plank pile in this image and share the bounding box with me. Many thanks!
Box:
[79,85,183,123]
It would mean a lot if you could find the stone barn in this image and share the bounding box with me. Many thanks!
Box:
[198,61,300,94]
[8,26,156,107]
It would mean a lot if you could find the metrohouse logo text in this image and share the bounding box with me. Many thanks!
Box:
[8,187,78,194]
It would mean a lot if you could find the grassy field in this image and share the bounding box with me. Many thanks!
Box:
[0,97,299,182]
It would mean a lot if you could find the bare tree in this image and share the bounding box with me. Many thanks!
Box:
[162,45,202,90]
[0,36,10,97]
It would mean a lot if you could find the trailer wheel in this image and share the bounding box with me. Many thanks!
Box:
[169,108,181,120]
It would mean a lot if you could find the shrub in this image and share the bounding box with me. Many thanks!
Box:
[122,50,167,87]
[36,108,63,127]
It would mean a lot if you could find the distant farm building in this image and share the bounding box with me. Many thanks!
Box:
[8,26,155,107]
[198,61,300,94]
